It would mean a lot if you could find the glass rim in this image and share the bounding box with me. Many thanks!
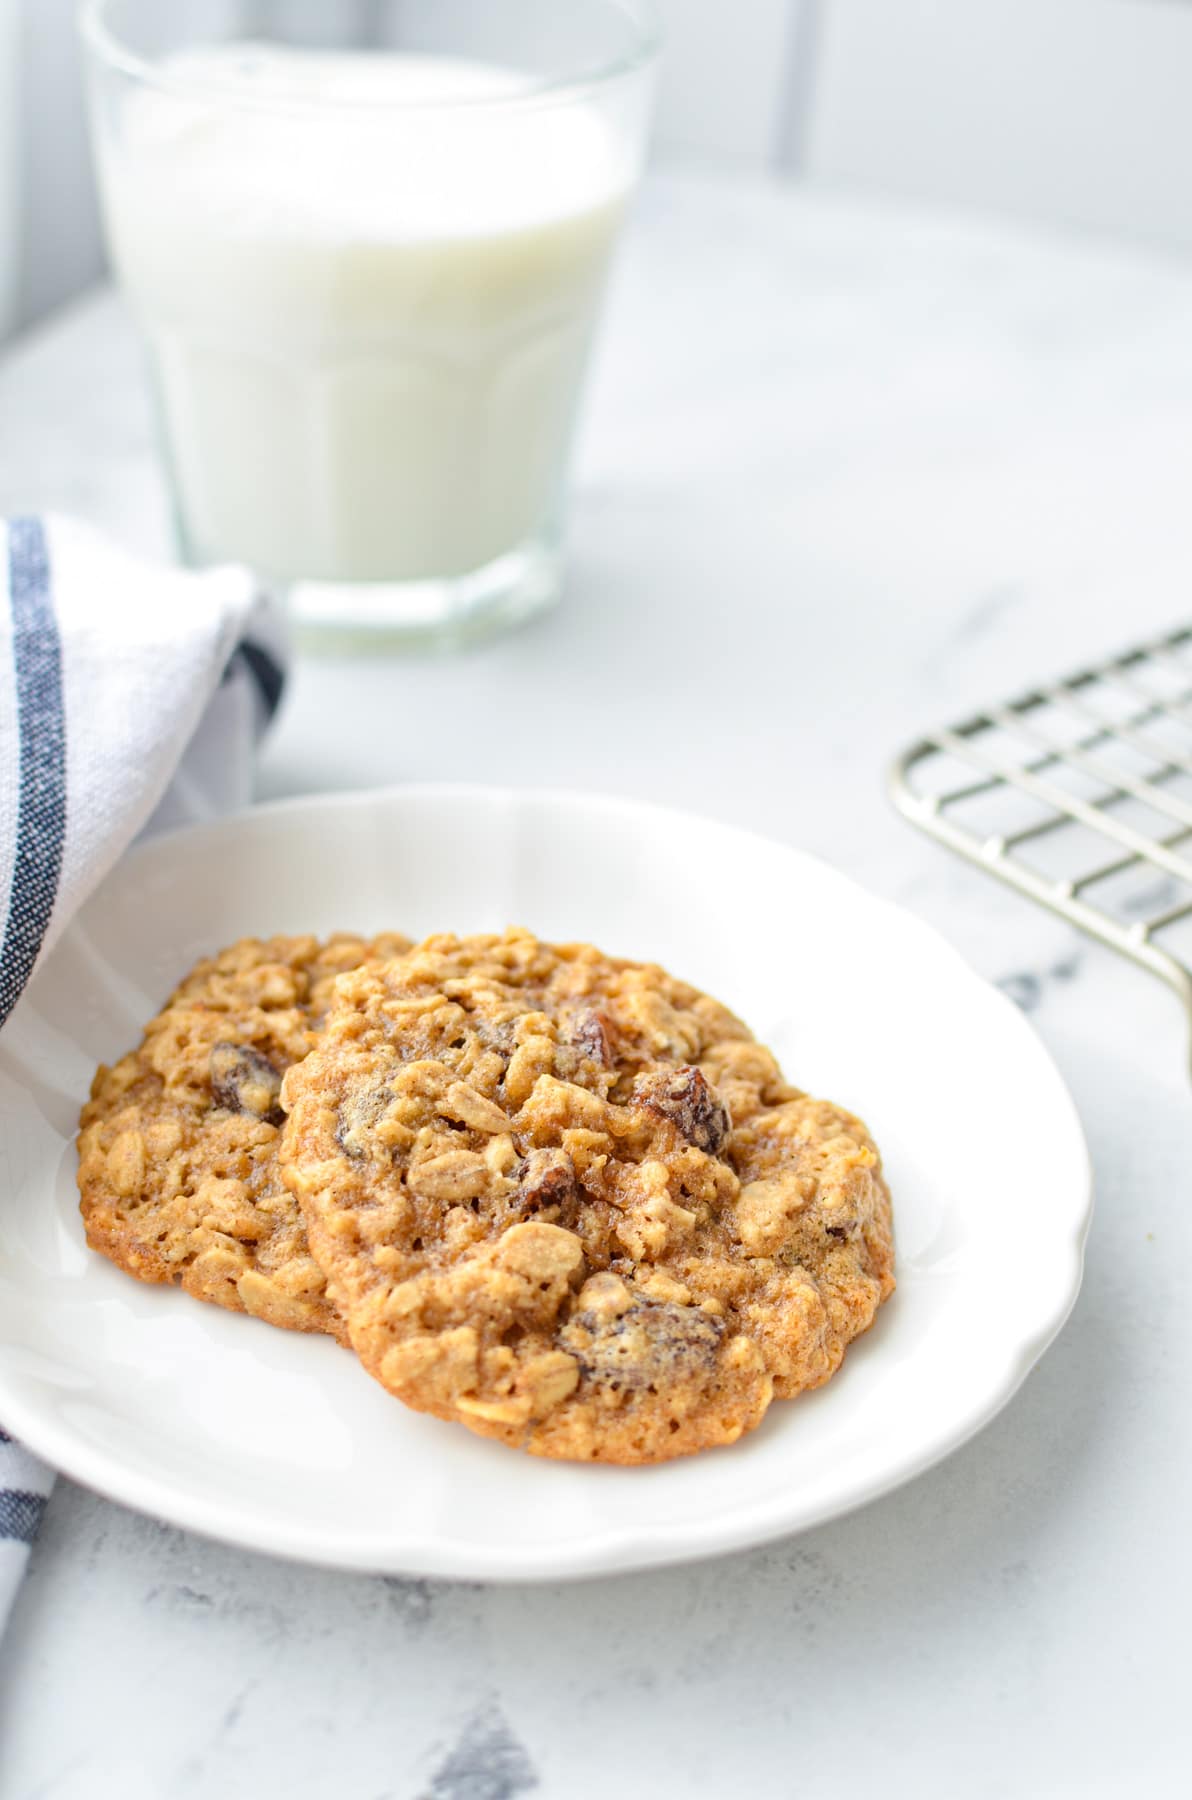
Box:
[78,0,661,114]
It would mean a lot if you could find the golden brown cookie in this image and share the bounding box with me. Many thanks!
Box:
[77,931,410,1339]
[280,929,894,1462]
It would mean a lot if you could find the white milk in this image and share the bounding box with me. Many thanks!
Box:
[97,49,632,583]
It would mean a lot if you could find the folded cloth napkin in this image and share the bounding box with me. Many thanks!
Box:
[0,514,286,1632]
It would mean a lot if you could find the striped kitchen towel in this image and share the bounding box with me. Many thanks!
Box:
[0,1428,55,1619]
[0,514,286,1632]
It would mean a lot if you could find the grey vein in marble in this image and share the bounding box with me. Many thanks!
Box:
[421,1704,539,1800]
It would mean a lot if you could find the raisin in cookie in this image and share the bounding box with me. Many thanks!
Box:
[280,929,894,1462]
[78,931,409,1338]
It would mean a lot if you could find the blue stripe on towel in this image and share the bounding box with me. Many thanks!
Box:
[232,639,285,722]
[0,519,67,1028]
[0,1490,47,1545]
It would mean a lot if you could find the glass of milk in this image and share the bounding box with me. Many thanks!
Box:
[81,1,657,648]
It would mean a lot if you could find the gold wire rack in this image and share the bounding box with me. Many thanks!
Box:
[889,624,1192,1040]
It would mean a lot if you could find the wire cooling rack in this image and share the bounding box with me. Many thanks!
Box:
[889,623,1192,1039]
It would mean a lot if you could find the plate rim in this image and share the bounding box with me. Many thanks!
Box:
[0,781,1094,1581]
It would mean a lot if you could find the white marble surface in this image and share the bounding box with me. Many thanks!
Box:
[1,167,1191,1798]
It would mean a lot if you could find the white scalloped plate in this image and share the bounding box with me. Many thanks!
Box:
[0,786,1091,1580]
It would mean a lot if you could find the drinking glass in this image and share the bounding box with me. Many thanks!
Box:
[81,0,658,648]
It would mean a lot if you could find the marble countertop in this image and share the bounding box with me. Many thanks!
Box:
[1,167,1190,1799]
